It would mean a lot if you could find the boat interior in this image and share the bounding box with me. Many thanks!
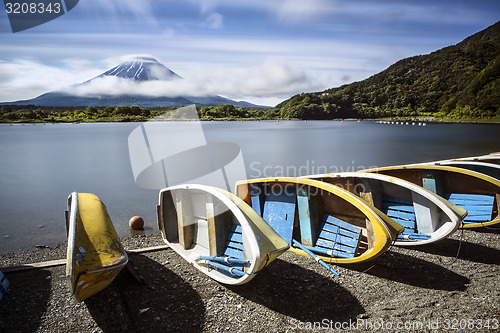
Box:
[158,188,249,276]
[373,168,499,225]
[237,181,374,259]
[315,176,449,240]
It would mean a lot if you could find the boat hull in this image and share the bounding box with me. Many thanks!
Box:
[235,178,400,264]
[66,193,128,302]
[157,184,289,285]
[305,172,465,245]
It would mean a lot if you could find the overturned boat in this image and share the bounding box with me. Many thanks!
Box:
[65,192,129,302]
[157,184,289,285]
[235,178,402,265]
[304,172,466,245]
[365,165,500,228]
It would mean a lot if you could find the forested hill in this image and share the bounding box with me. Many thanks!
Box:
[278,21,500,121]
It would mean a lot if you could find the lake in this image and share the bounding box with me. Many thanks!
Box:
[1,120,500,254]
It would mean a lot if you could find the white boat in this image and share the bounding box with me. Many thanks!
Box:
[365,165,500,228]
[157,184,289,285]
[305,172,466,245]
[451,153,500,166]
[417,160,500,181]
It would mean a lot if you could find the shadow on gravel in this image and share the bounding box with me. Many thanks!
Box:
[85,254,204,333]
[467,226,500,234]
[228,258,364,324]
[342,251,469,291]
[410,238,500,265]
[0,269,51,332]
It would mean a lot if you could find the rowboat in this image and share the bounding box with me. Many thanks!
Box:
[65,192,129,302]
[157,184,289,285]
[416,160,500,181]
[304,172,466,245]
[450,153,500,166]
[235,178,402,265]
[364,165,500,228]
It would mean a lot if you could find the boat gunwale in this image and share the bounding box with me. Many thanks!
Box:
[65,192,78,297]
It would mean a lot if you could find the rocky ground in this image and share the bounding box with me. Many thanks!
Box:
[0,228,499,332]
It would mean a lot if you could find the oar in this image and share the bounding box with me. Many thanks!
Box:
[197,256,249,266]
[398,233,432,240]
[202,260,247,277]
[125,253,146,285]
[292,240,339,276]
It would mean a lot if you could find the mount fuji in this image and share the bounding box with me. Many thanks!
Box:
[3,56,262,108]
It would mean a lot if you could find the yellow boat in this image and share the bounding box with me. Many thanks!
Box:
[365,165,500,228]
[65,192,128,302]
[157,184,289,285]
[235,178,402,265]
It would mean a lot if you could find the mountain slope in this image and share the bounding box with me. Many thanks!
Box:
[2,56,262,108]
[278,21,500,120]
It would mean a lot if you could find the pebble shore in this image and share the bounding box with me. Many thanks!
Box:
[1,229,499,332]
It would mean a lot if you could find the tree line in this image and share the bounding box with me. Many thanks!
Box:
[0,104,280,123]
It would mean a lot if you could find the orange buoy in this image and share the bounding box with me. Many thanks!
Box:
[129,216,144,230]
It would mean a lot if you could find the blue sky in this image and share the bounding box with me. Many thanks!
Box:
[0,0,499,106]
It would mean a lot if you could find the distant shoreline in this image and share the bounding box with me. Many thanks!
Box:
[2,104,500,124]
[2,118,500,125]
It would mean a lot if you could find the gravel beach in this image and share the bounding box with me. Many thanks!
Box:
[1,228,499,332]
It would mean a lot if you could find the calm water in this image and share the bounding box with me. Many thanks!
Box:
[1,120,500,254]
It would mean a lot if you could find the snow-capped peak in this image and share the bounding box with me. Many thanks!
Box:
[98,56,181,81]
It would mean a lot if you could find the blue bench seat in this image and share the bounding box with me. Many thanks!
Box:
[306,215,362,259]
[202,225,249,277]
[444,193,494,224]
[382,195,431,240]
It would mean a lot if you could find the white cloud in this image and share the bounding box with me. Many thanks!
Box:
[81,0,158,24]
[64,56,324,104]
[0,29,424,105]
[274,0,338,23]
[202,12,224,30]
[0,59,101,102]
